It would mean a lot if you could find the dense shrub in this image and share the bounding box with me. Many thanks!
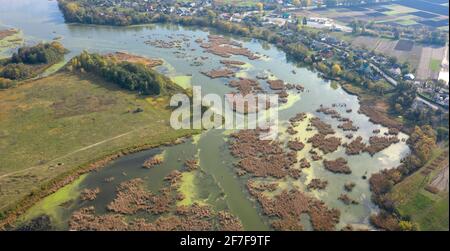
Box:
[0,42,67,86]
[11,42,67,65]
[0,63,32,80]
[69,51,182,95]
[0,77,16,89]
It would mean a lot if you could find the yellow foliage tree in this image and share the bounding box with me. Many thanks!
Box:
[66,2,79,13]
[256,2,264,13]
[409,125,437,166]
[399,221,418,231]
[332,63,342,76]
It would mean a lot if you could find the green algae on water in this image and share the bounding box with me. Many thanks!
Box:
[177,171,206,206]
[171,75,192,89]
[17,174,87,229]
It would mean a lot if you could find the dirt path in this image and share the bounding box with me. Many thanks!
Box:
[430,165,449,192]
[0,129,138,179]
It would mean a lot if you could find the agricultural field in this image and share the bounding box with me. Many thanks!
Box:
[430,59,443,72]
[307,3,448,29]
[396,0,449,16]
[0,72,195,213]
[438,46,449,84]
[318,1,449,81]
[416,45,447,80]
[377,3,448,28]
[389,147,449,231]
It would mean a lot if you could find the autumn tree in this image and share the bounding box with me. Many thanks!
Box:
[316,62,329,74]
[59,1,81,22]
[11,42,67,65]
[256,2,264,13]
[0,63,32,80]
[206,10,217,23]
[399,221,418,231]
[408,125,437,166]
[331,63,342,76]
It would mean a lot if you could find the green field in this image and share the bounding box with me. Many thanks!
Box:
[389,147,449,231]
[375,4,420,26]
[430,59,442,72]
[394,18,418,26]
[376,15,418,26]
[0,72,195,213]
[382,4,418,15]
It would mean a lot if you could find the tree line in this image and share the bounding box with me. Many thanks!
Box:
[0,42,67,88]
[11,41,67,65]
[68,51,183,96]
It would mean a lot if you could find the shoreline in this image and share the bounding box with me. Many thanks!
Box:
[340,83,410,134]
[0,132,198,229]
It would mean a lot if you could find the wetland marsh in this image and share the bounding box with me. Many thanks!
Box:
[0,0,411,231]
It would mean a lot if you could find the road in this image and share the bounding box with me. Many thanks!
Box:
[416,96,440,110]
[369,62,398,86]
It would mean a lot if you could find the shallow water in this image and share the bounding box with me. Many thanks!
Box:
[1,0,411,230]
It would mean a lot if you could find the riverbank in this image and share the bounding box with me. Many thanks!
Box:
[0,134,196,229]
[0,71,198,227]
[0,42,68,88]
[340,83,407,133]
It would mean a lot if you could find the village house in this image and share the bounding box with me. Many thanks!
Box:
[404,73,416,81]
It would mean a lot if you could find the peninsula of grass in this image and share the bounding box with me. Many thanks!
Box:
[0,55,196,222]
[0,42,68,88]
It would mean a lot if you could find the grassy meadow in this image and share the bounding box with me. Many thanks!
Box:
[0,72,195,214]
[388,147,449,231]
